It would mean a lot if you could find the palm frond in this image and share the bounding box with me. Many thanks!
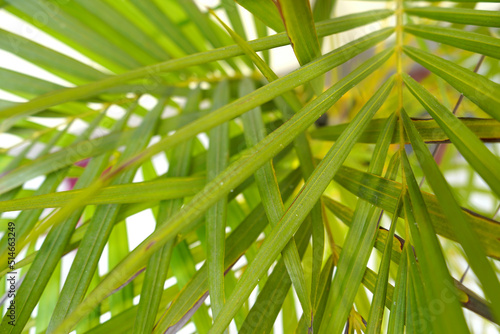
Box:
[0,0,499,333]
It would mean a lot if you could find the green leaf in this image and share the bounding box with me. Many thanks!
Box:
[277,0,321,64]
[152,170,302,334]
[321,114,398,334]
[0,107,132,334]
[212,78,395,334]
[401,108,500,322]
[334,165,500,260]
[0,68,64,98]
[170,240,213,333]
[403,46,500,122]
[323,193,498,324]
[211,9,325,309]
[75,270,102,333]
[0,119,76,254]
[175,0,240,72]
[238,218,312,334]
[366,198,401,334]
[5,0,141,72]
[404,6,500,27]
[132,88,201,334]
[251,9,271,63]
[221,0,248,40]
[52,49,393,334]
[238,78,312,326]
[404,235,428,334]
[404,25,500,59]
[74,0,172,61]
[83,285,179,334]
[0,176,204,211]
[362,268,395,311]
[108,221,133,316]
[116,32,389,218]
[0,28,106,84]
[235,0,285,32]
[311,255,336,331]
[46,0,163,66]
[127,0,200,56]
[322,195,404,264]
[206,81,230,320]
[0,114,99,257]
[400,146,469,334]
[313,0,336,23]
[403,73,500,198]
[405,256,417,334]
[211,10,316,321]
[0,149,295,277]
[35,262,61,334]
[387,245,408,334]
[0,102,208,196]
[283,289,299,334]
[277,0,323,94]
[310,117,500,144]
[0,21,393,119]
[46,99,166,333]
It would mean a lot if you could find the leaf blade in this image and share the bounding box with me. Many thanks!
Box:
[403,46,500,121]
[212,78,395,334]
[404,6,500,27]
[52,49,393,334]
[403,73,500,198]
[404,24,500,60]
[401,108,500,322]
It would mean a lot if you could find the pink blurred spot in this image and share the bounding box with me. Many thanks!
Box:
[409,66,430,82]
[64,158,91,190]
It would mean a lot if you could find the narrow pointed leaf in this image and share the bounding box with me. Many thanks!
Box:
[133,89,201,334]
[366,198,401,334]
[0,177,204,211]
[404,6,500,27]
[0,107,133,334]
[211,78,394,334]
[333,165,500,259]
[322,114,398,334]
[0,25,393,119]
[404,25,500,59]
[52,50,393,334]
[403,46,500,121]
[310,117,500,144]
[387,245,408,334]
[206,81,230,320]
[401,108,500,322]
[400,148,469,334]
[211,9,324,309]
[403,73,500,198]
[323,193,498,324]
[276,0,323,94]
[152,170,302,334]
[239,78,312,325]
[238,219,312,334]
[277,0,321,65]
[0,28,106,84]
[46,100,165,332]
[235,0,285,32]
